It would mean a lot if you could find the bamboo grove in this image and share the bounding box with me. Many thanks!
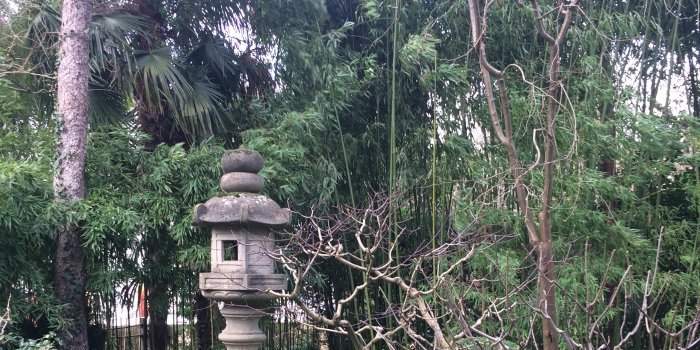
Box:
[0,0,699,349]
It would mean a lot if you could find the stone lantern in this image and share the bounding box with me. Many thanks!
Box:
[193,149,288,350]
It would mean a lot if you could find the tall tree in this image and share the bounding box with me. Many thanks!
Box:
[53,0,92,348]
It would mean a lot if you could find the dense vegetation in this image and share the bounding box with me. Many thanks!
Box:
[0,0,698,349]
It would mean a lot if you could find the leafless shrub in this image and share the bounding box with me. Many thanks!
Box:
[265,194,700,349]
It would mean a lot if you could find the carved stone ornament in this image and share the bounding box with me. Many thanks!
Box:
[194,148,288,350]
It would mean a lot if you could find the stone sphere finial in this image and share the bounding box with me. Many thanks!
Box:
[220,149,265,193]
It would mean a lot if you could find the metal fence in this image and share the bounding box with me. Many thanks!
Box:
[100,297,325,350]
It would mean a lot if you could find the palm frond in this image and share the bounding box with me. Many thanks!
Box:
[89,76,128,125]
[25,0,60,42]
[170,0,247,39]
[90,11,151,80]
[16,1,60,77]
[188,38,239,78]
[175,78,226,139]
[135,48,194,114]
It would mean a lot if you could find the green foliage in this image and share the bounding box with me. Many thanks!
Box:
[0,160,62,331]
[245,110,340,205]
[0,120,225,335]
[242,0,700,347]
[0,332,57,350]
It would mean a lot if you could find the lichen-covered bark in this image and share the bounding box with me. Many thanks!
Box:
[53,0,92,348]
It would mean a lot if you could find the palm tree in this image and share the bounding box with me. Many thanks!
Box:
[10,0,271,143]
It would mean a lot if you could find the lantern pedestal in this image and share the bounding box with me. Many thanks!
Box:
[217,303,267,350]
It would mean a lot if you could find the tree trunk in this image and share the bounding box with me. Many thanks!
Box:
[148,284,169,350]
[688,52,699,119]
[53,0,92,349]
[537,239,558,349]
[143,227,173,350]
[194,292,211,350]
[539,44,561,350]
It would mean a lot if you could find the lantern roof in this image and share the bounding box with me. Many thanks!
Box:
[193,194,290,226]
[193,148,291,227]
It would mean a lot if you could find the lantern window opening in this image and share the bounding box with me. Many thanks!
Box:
[222,240,239,261]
